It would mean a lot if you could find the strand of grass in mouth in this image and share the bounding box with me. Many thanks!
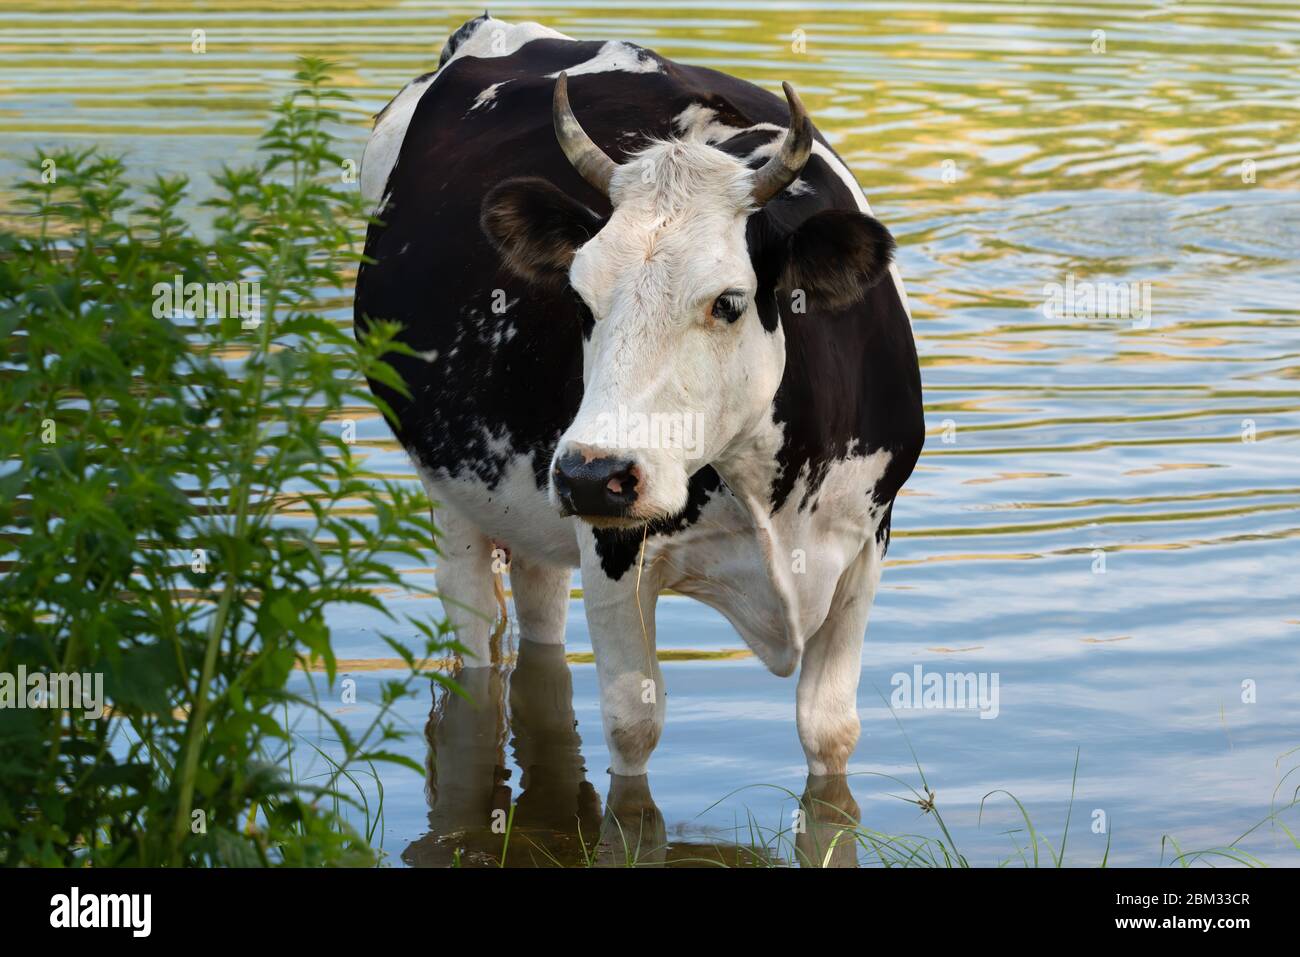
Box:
[635,523,652,673]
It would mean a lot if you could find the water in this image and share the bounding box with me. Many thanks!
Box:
[3,1,1298,866]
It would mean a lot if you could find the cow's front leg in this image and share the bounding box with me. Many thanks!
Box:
[795,541,881,775]
[579,530,665,776]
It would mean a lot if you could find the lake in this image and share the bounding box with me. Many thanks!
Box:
[3,0,1297,866]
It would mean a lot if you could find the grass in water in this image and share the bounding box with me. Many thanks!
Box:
[469,718,1299,868]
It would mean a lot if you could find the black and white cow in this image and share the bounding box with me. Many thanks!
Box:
[355,15,924,778]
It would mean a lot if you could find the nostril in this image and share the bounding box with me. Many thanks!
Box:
[604,464,637,500]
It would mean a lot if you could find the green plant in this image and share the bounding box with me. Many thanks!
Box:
[0,57,456,867]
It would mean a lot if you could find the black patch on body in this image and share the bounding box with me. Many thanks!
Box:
[593,467,723,580]
[354,18,924,563]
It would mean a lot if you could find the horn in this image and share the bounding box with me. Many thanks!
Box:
[553,72,616,197]
[749,82,814,206]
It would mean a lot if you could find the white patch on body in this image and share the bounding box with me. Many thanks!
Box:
[467,80,510,114]
[420,444,582,569]
[546,40,661,77]
[361,73,437,208]
[442,18,568,67]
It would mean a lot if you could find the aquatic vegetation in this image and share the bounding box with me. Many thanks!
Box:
[0,59,455,867]
[496,742,1300,868]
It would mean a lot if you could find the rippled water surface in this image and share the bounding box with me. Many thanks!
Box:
[4,1,1298,865]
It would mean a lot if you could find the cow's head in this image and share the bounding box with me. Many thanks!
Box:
[482,74,894,528]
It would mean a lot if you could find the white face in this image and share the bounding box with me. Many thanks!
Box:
[549,141,787,527]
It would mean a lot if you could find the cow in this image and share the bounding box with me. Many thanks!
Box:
[354,14,925,780]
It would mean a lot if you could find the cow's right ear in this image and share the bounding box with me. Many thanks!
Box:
[480,176,604,289]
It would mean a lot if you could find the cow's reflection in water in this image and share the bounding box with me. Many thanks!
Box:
[797,775,861,868]
[401,638,860,867]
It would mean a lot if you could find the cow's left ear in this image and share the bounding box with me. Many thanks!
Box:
[779,209,895,311]
[481,176,604,289]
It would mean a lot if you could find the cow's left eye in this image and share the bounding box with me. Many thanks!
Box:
[711,291,747,323]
